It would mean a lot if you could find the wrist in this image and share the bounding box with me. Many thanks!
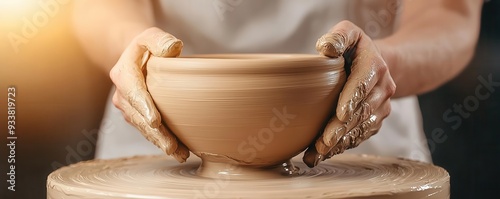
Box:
[374,39,398,73]
[373,39,403,97]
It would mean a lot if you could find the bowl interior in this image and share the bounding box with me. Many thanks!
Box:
[147,54,344,74]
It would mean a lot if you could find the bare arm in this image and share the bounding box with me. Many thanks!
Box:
[305,0,482,167]
[73,1,189,161]
[72,0,155,72]
[376,0,483,97]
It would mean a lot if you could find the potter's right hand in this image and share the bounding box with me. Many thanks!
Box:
[109,27,190,163]
[303,21,396,167]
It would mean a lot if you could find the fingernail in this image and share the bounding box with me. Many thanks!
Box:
[313,154,324,167]
[319,42,335,57]
[340,100,356,121]
[167,40,183,57]
[149,110,161,128]
[316,33,344,58]
[173,146,190,163]
[145,98,161,127]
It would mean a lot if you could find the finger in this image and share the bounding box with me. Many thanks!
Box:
[321,83,388,148]
[338,61,395,122]
[316,21,389,122]
[331,99,391,155]
[313,111,364,156]
[321,62,395,147]
[112,91,133,124]
[172,142,190,163]
[327,100,390,158]
[303,143,322,168]
[303,88,392,167]
[317,117,347,155]
[111,67,161,128]
[346,76,395,122]
[159,124,190,163]
[336,46,389,122]
[330,115,378,155]
[117,93,179,156]
[303,100,372,167]
[116,90,189,162]
[136,27,183,58]
[302,117,345,168]
[316,20,362,58]
[110,28,183,127]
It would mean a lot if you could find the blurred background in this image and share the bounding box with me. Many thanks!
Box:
[0,0,498,198]
[0,1,110,198]
[418,1,500,197]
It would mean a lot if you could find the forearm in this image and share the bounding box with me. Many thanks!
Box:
[72,0,155,72]
[375,0,482,97]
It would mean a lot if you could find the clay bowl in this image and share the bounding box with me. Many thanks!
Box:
[146,54,346,179]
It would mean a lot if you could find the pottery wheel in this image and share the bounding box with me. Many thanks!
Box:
[47,154,449,199]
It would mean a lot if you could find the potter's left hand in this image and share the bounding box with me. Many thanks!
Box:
[110,27,189,163]
[303,21,396,167]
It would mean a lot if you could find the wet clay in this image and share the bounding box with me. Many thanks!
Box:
[52,54,450,198]
[145,54,346,176]
[47,154,450,198]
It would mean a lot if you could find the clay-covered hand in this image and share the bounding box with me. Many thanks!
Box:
[303,21,396,167]
[109,27,190,162]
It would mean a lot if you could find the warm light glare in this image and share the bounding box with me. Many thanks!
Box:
[1,0,71,54]
[0,0,38,39]
[0,0,36,14]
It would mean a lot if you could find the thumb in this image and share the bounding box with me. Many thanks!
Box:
[316,20,363,58]
[137,27,183,58]
[112,27,183,128]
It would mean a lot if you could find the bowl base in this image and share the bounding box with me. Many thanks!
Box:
[196,159,301,180]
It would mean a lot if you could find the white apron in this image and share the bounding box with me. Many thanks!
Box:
[96,0,431,163]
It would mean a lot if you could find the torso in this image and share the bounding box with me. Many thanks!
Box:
[96,0,431,163]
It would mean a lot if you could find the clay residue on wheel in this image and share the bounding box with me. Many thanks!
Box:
[47,154,450,199]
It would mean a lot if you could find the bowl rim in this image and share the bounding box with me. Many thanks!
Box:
[147,53,344,74]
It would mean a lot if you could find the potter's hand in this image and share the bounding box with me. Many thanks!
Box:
[110,27,190,162]
[303,21,396,167]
